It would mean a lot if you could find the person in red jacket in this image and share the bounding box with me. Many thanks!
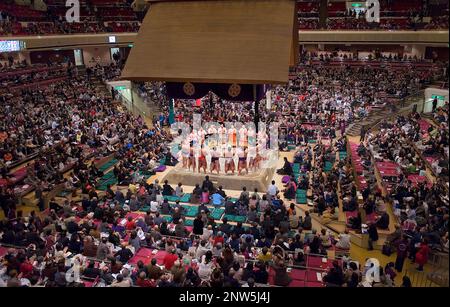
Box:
[125,216,135,230]
[135,271,157,287]
[415,239,430,271]
[19,258,34,279]
[163,249,179,270]
[213,232,225,246]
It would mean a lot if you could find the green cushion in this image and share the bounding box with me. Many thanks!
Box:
[210,208,225,220]
[234,216,247,223]
[137,171,154,180]
[99,159,118,172]
[179,193,192,203]
[164,195,179,202]
[296,195,307,202]
[139,206,150,212]
[164,194,192,203]
[223,214,246,223]
[182,205,198,218]
[324,161,333,172]
[96,169,119,191]
[184,219,194,226]
[56,190,70,197]
[97,178,118,191]
[162,216,173,223]
[229,197,239,203]
[104,173,115,180]
[288,230,297,238]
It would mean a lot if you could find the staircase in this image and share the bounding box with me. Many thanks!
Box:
[345,108,387,137]
[115,86,162,127]
[346,91,425,137]
[134,89,162,121]
[92,75,113,99]
[429,80,449,89]
[421,113,440,127]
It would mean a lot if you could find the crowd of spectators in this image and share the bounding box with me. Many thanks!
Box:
[0,19,140,36]
[0,63,172,212]
[424,15,450,30]
[151,54,433,137]
[1,170,410,288]
[0,48,448,288]
[0,64,69,88]
[92,61,124,83]
[362,110,449,263]
[1,1,448,36]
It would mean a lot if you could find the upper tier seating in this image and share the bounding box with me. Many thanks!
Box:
[0,0,448,36]
[0,2,47,21]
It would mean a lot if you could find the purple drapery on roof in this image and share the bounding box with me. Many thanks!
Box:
[166,82,269,101]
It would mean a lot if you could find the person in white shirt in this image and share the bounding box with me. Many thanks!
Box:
[267,180,279,199]
[150,200,159,213]
[336,230,351,250]
[242,277,256,287]
[0,265,7,287]
[200,225,214,241]
[198,252,214,281]
[195,240,211,261]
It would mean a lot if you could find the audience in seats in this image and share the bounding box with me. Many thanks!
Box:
[0,49,448,288]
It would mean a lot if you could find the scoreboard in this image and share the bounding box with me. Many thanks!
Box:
[0,40,27,53]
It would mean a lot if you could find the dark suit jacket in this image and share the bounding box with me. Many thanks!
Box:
[147,264,163,280]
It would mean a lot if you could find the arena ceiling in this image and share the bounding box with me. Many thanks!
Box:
[121,0,298,84]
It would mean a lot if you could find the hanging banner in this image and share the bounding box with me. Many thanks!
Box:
[166,82,268,101]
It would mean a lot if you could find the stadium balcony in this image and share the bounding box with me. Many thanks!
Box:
[0,1,448,48]
[297,0,319,17]
[0,2,47,22]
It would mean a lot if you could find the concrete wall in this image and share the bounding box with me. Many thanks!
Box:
[0,51,30,66]
[299,30,449,44]
[15,0,31,6]
[1,31,447,51]
[33,0,47,11]
[29,49,75,65]
[423,88,449,113]
[82,46,113,67]
[0,33,136,51]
